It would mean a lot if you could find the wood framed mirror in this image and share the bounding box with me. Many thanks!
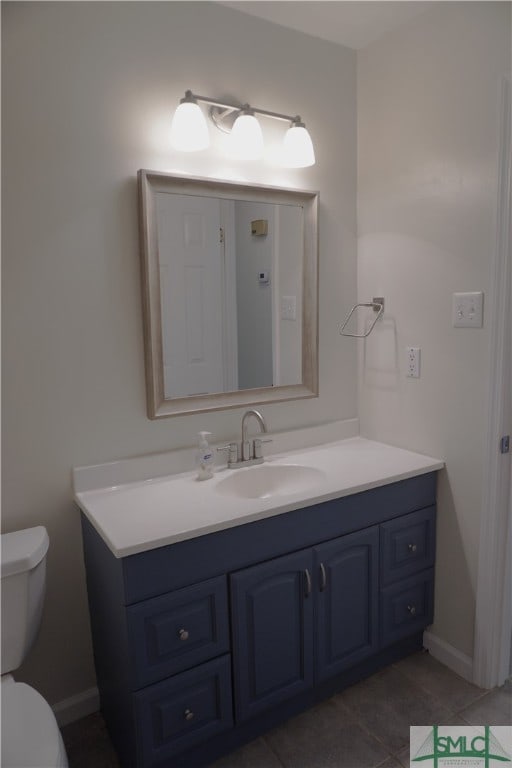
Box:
[138,170,318,418]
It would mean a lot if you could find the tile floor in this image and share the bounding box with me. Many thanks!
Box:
[61,651,512,768]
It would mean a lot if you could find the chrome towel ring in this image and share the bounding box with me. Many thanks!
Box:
[339,297,384,338]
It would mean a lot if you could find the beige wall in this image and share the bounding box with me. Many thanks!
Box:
[358,1,511,658]
[2,2,357,704]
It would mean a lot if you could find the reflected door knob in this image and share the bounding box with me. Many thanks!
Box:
[184,709,195,721]
[179,628,189,641]
[408,543,417,552]
[407,605,417,616]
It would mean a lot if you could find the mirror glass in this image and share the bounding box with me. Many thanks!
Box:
[138,171,318,418]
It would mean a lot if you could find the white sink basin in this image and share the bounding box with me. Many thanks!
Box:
[215,463,326,500]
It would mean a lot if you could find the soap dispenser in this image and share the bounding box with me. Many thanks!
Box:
[196,431,214,480]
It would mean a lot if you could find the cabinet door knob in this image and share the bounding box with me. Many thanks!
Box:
[408,543,417,552]
[407,604,417,616]
[184,709,195,721]
[178,628,189,641]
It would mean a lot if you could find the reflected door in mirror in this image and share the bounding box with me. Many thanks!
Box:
[157,194,226,397]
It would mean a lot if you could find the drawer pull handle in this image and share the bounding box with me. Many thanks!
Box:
[184,709,195,721]
[304,569,312,597]
[319,563,327,592]
[178,628,189,641]
[408,543,417,553]
[407,604,417,616]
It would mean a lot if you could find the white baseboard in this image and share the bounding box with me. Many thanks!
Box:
[52,686,99,727]
[423,630,474,683]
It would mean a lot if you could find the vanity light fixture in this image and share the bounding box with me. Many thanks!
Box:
[283,120,316,168]
[170,91,210,151]
[170,90,316,167]
[229,107,265,160]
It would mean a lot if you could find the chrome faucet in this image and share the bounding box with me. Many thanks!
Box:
[217,409,272,468]
[242,409,268,461]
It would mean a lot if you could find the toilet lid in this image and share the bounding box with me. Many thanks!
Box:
[1,681,67,767]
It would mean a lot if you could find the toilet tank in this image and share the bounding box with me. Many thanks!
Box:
[1,527,49,674]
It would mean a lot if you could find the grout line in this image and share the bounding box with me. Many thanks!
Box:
[260,736,287,768]
[327,696,402,761]
[393,651,507,726]
[457,688,493,707]
[374,755,403,768]
[456,712,475,725]
[390,652,490,717]
[380,662,464,735]
[390,662,460,720]
[453,689,494,722]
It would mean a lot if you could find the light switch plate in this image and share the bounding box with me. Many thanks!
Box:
[281,296,297,321]
[452,291,484,328]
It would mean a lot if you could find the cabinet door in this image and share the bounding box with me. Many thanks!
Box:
[231,549,314,722]
[315,527,379,682]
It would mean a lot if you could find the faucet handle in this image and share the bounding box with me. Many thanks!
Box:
[253,437,273,460]
[217,442,239,465]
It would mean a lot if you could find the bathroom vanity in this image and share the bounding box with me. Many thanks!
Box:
[77,437,443,768]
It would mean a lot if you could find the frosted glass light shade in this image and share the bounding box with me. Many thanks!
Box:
[170,101,209,151]
[283,124,316,168]
[229,113,264,160]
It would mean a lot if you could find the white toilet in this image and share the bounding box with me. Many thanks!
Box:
[1,526,69,768]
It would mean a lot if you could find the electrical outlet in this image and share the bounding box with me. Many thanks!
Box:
[406,347,421,378]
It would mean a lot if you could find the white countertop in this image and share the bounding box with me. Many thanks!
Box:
[74,436,444,558]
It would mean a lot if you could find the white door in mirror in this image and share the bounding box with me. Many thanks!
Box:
[158,194,227,397]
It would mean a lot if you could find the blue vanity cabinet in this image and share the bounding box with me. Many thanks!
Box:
[80,471,438,768]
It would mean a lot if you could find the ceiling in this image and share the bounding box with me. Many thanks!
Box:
[219,1,434,50]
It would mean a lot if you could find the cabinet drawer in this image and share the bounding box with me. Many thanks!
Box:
[127,576,229,688]
[133,655,233,766]
[380,506,435,585]
[380,569,434,647]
